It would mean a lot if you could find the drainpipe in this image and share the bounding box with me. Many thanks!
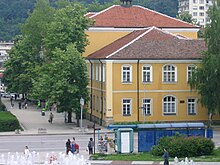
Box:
[89,60,93,121]
[137,60,140,122]
[99,59,104,126]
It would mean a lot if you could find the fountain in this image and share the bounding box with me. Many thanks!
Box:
[173,157,195,165]
[0,151,90,165]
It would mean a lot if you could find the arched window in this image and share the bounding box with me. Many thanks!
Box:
[163,64,177,82]
[163,96,176,115]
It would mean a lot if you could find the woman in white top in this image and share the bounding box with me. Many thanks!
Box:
[24,146,30,160]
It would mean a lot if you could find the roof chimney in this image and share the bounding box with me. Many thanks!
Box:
[120,0,132,7]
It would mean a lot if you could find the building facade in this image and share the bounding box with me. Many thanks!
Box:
[178,0,213,27]
[86,27,220,126]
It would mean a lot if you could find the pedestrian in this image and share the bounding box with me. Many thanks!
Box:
[163,148,169,165]
[24,146,30,160]
[75,143,79,154]
[18,101,22,109]
[87,137,94,155]
[71,137,75,153]
[66,139,71,155]
[10,96,14,108]
[48,112,54,124]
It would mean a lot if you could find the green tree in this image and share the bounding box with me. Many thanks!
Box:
[30,44,89,124]
[44,3,91,53]
[176,12,196,24]
[3,36,37,95]
[189,0,220,127]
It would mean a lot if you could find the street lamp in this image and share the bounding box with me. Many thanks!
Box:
[80,97,84,129]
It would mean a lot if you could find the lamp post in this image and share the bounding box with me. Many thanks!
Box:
[80,97,84,129]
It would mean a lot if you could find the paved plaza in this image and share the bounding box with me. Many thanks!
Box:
[0,98,220,165]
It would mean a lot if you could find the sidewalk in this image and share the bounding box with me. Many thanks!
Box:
[0,98,110,136]
[1,98,220,165]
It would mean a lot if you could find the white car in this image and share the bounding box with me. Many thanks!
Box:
[1,92,11,98]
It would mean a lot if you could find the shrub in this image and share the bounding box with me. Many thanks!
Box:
[151,135,214,158]
[0,112,21,131]
[0,101,6,111]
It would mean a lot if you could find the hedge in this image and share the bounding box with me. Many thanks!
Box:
[0,101,6,111]
[0,111,21,132]
[151,135,214,158]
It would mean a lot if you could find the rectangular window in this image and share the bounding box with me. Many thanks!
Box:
[142,98,151,115]
[199,12,204,16]
[187,65,196,81]
[200,0,204,4]
[188,98,196,115]
[122,65,132,83]
[96,64,99,81]
[193,0,197,3]
[193,12,198,16]
[122,99,131,116]
[199,6,204,10]
[99,65,102,82]
[142,65,152,83]
[103,65,105,82]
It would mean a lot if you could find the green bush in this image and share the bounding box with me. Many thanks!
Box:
[151,135,214,157]
[0,101,6,111]
[0,112,21,132]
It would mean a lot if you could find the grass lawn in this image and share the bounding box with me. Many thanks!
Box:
[91,148,220,162]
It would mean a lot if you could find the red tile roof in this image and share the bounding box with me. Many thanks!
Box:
[89,5,197,28]
[86,27,207,60]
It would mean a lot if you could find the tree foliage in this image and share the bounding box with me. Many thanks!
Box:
[4,0,90,124]
[189,0,220,126]
[0,0,179,41]
[176,12,196,24]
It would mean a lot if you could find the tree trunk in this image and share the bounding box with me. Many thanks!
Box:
[76,114,80,127]
[208,112,213,128]
[67,112,72,123]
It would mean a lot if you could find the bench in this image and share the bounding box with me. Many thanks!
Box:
[38,128,47,134]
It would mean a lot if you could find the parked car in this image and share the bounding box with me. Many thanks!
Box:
[1,92,11,98]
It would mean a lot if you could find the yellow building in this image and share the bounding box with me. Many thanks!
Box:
[84,1,220,125]
[84,1,199,57]
[86,27,220,125]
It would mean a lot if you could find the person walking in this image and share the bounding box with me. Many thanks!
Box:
[24,146,30,160]
[87,137,94,155]
[163,148,169,165]
[66,139,71,155]
[71,137,75,153]
[48,112,54,124]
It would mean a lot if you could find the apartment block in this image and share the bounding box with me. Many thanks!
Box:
[178,0,213,27]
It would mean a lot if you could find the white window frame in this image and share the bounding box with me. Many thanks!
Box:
[99,65,101,82]
[142,65,152,83]
[163,96,177,115]
[122,98,132,116]
[96,64,99,81]
[142,98,152,115]
[121,65,132,83]
[187,98,197,115]
[103,65,105,82]
[162,64,177,83]
[187,64,196,81]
